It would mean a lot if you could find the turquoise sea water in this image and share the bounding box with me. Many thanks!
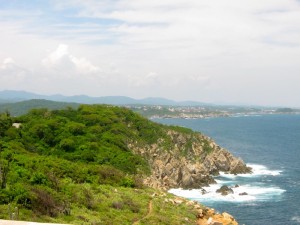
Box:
[154,114,300,225]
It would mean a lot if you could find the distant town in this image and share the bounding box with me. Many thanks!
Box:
[128,105,300,119]
[0,90,299,119]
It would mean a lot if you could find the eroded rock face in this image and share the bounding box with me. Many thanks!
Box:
[204,149,252,175]
[129,130,251,190]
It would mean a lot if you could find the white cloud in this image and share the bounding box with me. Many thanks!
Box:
[0,57,27,80]
[55,0,300,47]
[0,57,29,90]
[42,44,101,75]
[1,1,300,106]
[128,72,159,87]
[0,58,16,70]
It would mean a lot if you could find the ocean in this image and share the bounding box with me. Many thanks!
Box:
[154,114,300,225]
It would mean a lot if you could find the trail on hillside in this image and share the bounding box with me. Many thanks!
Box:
[132,200,153,225]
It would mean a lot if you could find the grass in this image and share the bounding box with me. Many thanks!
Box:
[0,185,199,225]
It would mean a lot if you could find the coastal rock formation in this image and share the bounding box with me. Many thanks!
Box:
[129,130,251,190]
[197,208,238,225]
[153,192,239,225]
[216,185,234,196]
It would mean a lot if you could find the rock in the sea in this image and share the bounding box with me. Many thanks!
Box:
[239,192,248,196]
[201,188,207,195]
[216,185,234,196]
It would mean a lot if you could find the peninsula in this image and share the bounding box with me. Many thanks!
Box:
[0,105,250,224]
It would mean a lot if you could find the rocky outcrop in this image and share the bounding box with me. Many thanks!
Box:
[197,208,238,225]
[203,148,251,174]
[129,129,251,190]
[216,185,234,196]
[150,191,239,225]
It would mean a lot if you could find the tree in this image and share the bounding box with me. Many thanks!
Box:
[0,112,12,137]
[0,143,13,189]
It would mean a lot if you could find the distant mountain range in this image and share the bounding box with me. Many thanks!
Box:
[0,90,209,106]
[0,99,80,116]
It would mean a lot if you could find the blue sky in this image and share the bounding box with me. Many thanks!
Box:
[0,0,300,107]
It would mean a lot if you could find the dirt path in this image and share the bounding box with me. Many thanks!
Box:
[132,199,153,225]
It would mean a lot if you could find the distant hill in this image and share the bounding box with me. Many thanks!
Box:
[0,90,208,106]
[0,99,79,116]
[0,90,46,102]
[0,98,14,104]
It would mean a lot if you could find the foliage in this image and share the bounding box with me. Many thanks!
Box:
[168,125,194,134]
[0,105,204,224]
[0,112,12,137]
[202,139,213,153]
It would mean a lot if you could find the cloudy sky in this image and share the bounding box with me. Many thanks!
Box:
[0,0,300,107]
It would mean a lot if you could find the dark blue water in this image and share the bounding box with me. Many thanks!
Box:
[154,115,300,225]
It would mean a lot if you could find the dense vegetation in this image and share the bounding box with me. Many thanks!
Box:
[0,105,200,224]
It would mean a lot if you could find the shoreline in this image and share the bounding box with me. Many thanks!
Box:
[150,112,300,120]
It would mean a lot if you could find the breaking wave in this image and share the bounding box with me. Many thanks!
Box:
[169,164,285,203]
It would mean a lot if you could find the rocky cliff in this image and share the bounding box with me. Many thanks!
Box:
[129,129,251,190]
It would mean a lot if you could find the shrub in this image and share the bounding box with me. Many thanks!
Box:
[98,165,124,185]
[31,187,67,217]
[67,122,86,135]
[79,185,97,210]
[121,176,135,188]
[31,187,58,217]
[0,189,10,204]
[59,138,76,152]
[30,172,49,185]
[111,201,123,210]
[122,196,140,213]
[202,139,213,153]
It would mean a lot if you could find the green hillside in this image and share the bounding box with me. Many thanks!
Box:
[0,105,202,224]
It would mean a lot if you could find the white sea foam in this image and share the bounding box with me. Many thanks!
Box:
[247,164,282,176]
[169,164,285,203]
[218,164,282,179]
[169,183,285,203]
[218,172,238,179]
[292,216,300,223]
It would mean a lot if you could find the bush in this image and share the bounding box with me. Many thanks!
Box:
[111,201,123,210]
[30,172,49,185]
[67,122,86,135]
[121,196,140,213]
[31,187,62,217]
[98,166,124,185]
[121,176,135,188]
[59,138,76,152]
[77,185,97,210]
[0,189,10,204]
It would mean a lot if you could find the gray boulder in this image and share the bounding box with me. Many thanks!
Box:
[216,185,234,196]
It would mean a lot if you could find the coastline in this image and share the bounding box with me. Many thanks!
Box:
[150,112,300,120]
